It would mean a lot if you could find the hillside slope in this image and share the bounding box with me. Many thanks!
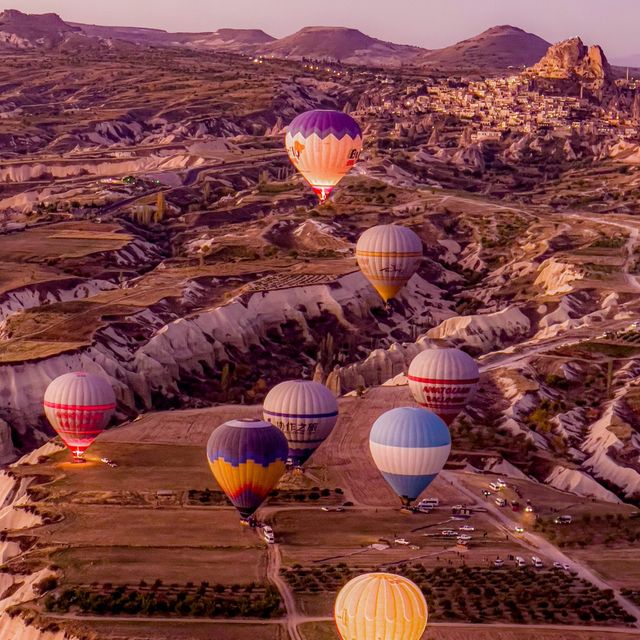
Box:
[418,25,551,72]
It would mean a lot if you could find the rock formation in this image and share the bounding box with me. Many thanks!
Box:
[529,37,613,88]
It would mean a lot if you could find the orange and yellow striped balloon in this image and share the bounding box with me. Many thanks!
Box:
[286,109,363,203]
[356,224,423,303]
[335,572,428,640]
[206,419,288,521]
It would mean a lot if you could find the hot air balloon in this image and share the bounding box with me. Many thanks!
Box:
[262,380,338,466]
[206,418,288,522]
[408,348,479,425]
[369,407,450,505]
[43,372,116,463]
[335,572,428,640]
[285,109,363,203]
[356,225,422,304]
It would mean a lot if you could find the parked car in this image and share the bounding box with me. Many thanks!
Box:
[515,556,526,568]
[494,558,504,567]
[553,514,573,525]
[531,556,544,568]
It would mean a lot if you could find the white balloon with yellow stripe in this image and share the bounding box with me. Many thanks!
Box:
[356,224,422,303]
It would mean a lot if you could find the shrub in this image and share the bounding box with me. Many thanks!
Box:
[34,576,58,594]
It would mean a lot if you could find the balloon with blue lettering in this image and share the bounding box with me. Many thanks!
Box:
[263,380,338,466]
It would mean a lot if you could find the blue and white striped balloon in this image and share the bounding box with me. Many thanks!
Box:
[369,407,451,504]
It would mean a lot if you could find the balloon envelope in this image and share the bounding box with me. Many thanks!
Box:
[335,572,428,640]
[286,109,363,203]
[356,225,422,303]
[369,407,450,504]
[408,348,479,425]
[43,372,116,461]
[263,380,338,465]
[206,418,288,520]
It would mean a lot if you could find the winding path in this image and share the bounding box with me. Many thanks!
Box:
[266,543,303,640]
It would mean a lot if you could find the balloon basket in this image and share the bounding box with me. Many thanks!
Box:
[71,457,86,464]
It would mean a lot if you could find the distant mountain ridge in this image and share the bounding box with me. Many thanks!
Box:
[0,8,79,48]
[259,26,423,67]
[0,9,610,77]
[417,25,551,71]
[71,22,275,51]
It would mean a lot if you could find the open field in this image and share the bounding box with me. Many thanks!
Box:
[571,548,640,590]
[0,222,131,261]
[74,619,288,640]
[51,545,265,586]
[0,263,69,296]
[17,443,213,493]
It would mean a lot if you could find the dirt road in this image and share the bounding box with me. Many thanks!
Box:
[443,471,640,625]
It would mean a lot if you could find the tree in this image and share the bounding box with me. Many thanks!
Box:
[155,192,166,223]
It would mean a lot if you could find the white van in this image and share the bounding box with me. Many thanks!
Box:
[531,556,544,568]
[495,497,507,507]
[515,556,526,568]
[489,482,500,491]
[262,525,275,544]
[419,497,439,508]
[553,514,573,525]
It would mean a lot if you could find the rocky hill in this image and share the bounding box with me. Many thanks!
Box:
[74,23,275,51]
[528,36,614,87]
[417,25,550,72]
[0,9,79,48]
[260,26,423,67]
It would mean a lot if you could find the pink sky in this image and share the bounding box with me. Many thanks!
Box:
[6,0,640,59]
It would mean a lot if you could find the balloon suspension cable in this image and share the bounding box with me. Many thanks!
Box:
[311,185,332,204]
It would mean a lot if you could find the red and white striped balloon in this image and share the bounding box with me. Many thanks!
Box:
[44,372,116,462]
[407,349,479,425]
